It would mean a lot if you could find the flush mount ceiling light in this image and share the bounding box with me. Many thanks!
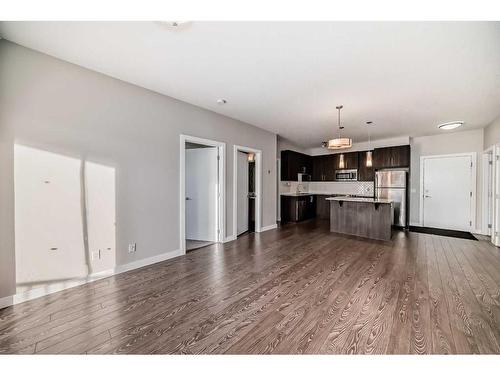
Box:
[438,121,464,130]
[157,21,190,27]
[322,105,352,150]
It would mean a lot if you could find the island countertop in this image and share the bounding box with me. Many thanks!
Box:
[326,197,393,204]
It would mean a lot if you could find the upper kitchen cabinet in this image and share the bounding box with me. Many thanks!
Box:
[336,152,358,170]
[357,151,375,181]
[312,154,336,181]
[373,145,410,169]
[280,150,312,181]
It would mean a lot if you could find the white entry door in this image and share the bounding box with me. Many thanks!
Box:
[237,151,249,236]
[422,154,473,231]
[185,147,218,242]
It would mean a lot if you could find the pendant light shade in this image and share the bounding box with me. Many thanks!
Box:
[323,105,353,150]
[327,138,353,150]
[339,154,345,169]
[365,150,373,167]
[365,121,373,167]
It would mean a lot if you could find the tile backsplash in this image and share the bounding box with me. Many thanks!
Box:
[280,181,374,197]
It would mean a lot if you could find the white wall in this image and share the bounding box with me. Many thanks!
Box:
[0,40,277,299]
[484,115,500,149]
[409,129,484,231]
[277,136,310,155]
[14,145,88,290]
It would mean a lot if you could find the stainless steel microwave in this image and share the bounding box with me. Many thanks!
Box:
[335,169,358,181]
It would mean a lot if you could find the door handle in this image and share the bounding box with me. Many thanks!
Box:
[186,197,192,201]
[424,195,431,198]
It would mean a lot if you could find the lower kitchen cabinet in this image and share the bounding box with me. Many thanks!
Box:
[315,195,332,219]
[280,195,316,223]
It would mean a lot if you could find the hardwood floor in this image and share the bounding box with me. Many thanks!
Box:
[1,219,500,354]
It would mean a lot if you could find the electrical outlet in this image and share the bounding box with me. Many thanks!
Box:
[128,243,137,253]
[91,250,100,261]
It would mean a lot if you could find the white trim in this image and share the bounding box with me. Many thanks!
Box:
[180,135,226,255]
[259,224,278,232]
[233,145,263,236]
[493,144,500,246]
[276,158,281,222]
[0,295,14,310]
[223,235,237,243]
[113,249,183,275]
[482,147,494,236]
[419,152,477,231]
[0,249,182,309]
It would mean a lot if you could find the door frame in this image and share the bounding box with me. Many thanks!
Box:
[232,145,262,239]
[419,152,477,231]
[180,135,226,255]
[493,144,500,246]
[482,146,494,237]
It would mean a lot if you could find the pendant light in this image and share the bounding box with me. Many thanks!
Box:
[323,105,352,150]
[366,121,373,167]
[339,154,345,169]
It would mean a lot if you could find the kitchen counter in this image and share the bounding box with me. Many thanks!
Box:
[326,197,393,204]
[327,197,393,241]
[280,192,373,198]
[280,192,315,197]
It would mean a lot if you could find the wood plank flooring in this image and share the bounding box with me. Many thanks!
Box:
[1,219,500,354]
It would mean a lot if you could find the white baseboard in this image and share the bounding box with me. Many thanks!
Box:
[258,223,278,233]
[0,249,182,310]
[113,249,183,275]
[223,235,237,243]
[472,228,487,236]
[0,295,14,310]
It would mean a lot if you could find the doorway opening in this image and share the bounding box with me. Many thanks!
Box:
[180,135,225,254]
[236,150,256,236]
[233,145,262,239]
[419,152,476,232]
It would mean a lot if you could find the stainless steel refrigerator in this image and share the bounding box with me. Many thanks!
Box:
[375,170,407,227]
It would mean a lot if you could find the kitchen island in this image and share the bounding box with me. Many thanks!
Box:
[326,197,393,241]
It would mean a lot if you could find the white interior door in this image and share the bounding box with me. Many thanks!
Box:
[185,147,218,242]
[423,154,473,231]
[85,161,116,274]
[14,145,87,290]
[237,151,249,235]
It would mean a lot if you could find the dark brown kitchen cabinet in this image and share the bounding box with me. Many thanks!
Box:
[312,155,326,181]
[373,145,410,169]
[280,195,316,223]
[315,195,333,219]
[336,152,358,170]
[280,150,312,181]
[312,155,336,181]
[357,151,375,181]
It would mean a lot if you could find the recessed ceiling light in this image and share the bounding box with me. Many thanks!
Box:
[217,99,227,105]
[438,121,464,130]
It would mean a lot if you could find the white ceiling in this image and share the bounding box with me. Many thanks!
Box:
[1,21,500,148]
